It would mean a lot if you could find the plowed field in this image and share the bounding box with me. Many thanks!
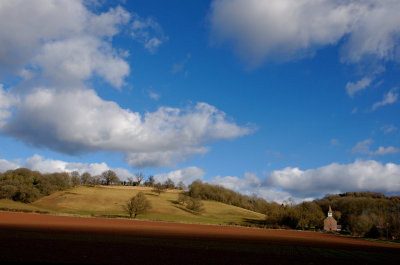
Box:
[1,212,399,264]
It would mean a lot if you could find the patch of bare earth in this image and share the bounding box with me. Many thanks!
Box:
[0,212,399,264]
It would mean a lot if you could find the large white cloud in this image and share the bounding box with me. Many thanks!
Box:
[0,0,130,86]
[0,0,250,168]
[4,88,250,168]
[209,0,400,65]
[267,160,400,197]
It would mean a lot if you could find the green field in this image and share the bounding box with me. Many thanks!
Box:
[0,185,265,225]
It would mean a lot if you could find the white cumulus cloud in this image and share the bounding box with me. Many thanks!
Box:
[209,0,400,65]
[0,0,130,87]
[4,88,250,168]
[267,160,400,197]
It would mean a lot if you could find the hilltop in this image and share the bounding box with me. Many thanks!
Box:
[0,185,265,226]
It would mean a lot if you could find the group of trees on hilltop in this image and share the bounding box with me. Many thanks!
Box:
[187,180,269,214]
[0,168,74,203]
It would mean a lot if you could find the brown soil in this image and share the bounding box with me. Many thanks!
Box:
[1,212,399,264]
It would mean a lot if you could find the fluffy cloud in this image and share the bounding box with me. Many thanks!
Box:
[0,1,250,168]
[209,0,400,65]
[352,139,399,155]
[267,160,400,197]
[154,166,205,186]
[0,159,19,172]
[35,36,129,88]
[371,88,398,111]
[4,88,250,168]
[0,0,130,87]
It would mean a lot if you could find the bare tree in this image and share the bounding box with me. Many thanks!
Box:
[177,181,186,190]
[127,177,134,186]
[152,183,166,195]
[101,170,120,185]
[135,172,144,186]
[70,171,80,186]
[80,172,92,185]
[123,192,152,219]
[144,176,155,187]
[163,178,175,189]
[92,175,101,186]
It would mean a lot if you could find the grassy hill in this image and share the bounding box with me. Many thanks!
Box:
[0,185,265,225]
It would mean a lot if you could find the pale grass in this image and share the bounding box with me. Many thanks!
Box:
[0,199,47,212]
[27,185,265,225]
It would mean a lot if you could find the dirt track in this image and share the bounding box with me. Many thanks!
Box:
[1,212,399,264]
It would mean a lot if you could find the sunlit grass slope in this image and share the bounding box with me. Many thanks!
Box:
[0,199,45,212]
[27,185,265,225]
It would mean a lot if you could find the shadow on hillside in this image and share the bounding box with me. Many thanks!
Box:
[168,200,202,215]
[93,214,128,219]
[241,218,266,228]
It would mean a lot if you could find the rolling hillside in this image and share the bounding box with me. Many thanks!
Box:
[1,185,265,225]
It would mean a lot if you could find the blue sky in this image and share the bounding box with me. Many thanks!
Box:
[0,0,399,202]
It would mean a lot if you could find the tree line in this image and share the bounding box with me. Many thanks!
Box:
[0,168,73,203]
[184,181,400,239]
[0,168,185,203]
